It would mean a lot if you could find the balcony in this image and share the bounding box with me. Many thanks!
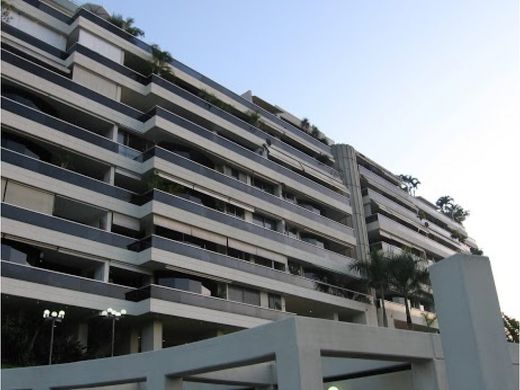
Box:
[146,107,349,209]
[1,147,137,203]
[69,8,333,156]
[368,213,456,258]
[1,97,118,153]
[126,284,290,322]
[1,261,132,299]
[142,190,356,270]
[365,189,465,252]
[1,203,138,250]
[359,165,416,209]
[145,147,353,240]
[1,50,349,208]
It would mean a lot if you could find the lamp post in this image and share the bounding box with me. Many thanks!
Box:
[101,308,126,357]
[43,309,65,365]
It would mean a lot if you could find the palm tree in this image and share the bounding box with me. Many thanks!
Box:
[503,313,519,343]
[387,252,430,328]
[300,118,310,131]
[150,44,174,77]
[436,195,454,214]
[107,14,144,37]
[350,250,390,327]
[399,175,421,196]
[451,204,470,223]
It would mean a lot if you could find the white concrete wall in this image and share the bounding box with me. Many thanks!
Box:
[9,12,66,50]
[78,29,122,64]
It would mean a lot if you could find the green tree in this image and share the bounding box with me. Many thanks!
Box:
[300,118,310,131]
[387,252,431,328]
[107,14,144,37]
[451,204,470,223]
[150,44,174,78]
[399,174,421,196]
[503,313,519,343]
[470,246,484,256]
[350,250,390,327]
[435,195,454,214]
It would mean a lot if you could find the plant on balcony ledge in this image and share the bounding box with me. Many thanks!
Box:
[1,0,13,23]
[149,44,175,80]
[107,14,145,37]
[350,250,390,327]
[450,230,467,243]
[146,173,183,194]
[387,252,431,328]
[470,246,484,256]
[436,195,470,224]
[300,118,310,131]
[399,174,421,196]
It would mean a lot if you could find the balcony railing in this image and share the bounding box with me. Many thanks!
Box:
[373,213,456,258]
[1,148,138,203]
[126,284,291,321]
[2,50,348,205]
[1,261,133,299]
[132,235,372,305]
[1,203,139,250]
[144,146,352,232]
[142,190,354,263]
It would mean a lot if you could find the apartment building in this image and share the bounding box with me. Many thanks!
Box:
[333,144,479,320]
[1,0,477,363]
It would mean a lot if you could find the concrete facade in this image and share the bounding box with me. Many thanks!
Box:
[3,256,518,389]
[1,1,513,388]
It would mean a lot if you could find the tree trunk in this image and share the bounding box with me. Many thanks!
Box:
[380,286,388,327]
[404,294,412,329]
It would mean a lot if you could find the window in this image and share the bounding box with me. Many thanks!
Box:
[268,294,282,310]
[253,213,277,231]
[225,204,245,219]
[230,167,240,180]
[252,177,275,195]
[228,285,260,306]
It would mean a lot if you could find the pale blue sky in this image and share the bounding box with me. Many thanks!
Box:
[98,0,520,317]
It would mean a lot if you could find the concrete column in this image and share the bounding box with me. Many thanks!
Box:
[76,323,89,351]
[104,167,116,185]
[275,346,322,390]
[129,328,140,354]
[326,312,339,321]
[274,184,283,197]
[429,254,515,390]
[141,320,163,352]
[145,375,182,390]
[411,359,447,390]
[260,292,269,308]
[94,261,109,282]
[281,296,286,311]
[276,219,286,233]
[244,210,253,223]
[331,144,370,263]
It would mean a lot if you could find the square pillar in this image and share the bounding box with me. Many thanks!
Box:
[411,359,447,390]
[141,320,163,352]
[145,375,182,390]
[275,346,322,390]
[429,255,515,390]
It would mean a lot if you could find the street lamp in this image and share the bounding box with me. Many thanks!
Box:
[43,309,65,365]
[101,308,127,357]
